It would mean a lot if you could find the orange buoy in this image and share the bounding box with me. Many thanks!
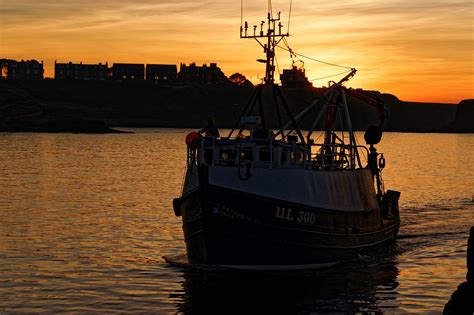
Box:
[185,131,199,146]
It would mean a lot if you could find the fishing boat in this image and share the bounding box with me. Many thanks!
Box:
[171,5,400,268]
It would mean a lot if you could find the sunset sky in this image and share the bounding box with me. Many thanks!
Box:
[0,0,472,103]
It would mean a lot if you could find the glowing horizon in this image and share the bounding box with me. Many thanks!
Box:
[0,0,472,103]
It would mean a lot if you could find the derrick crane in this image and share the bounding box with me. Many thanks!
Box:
[344,88,386,126]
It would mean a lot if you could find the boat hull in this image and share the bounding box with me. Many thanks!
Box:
[178,167,400,265]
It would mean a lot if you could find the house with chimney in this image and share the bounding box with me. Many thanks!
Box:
[112,63,145,80]
[55,61,108,80]
[178,63,229,85]
[146,64,177,82]
[0,59,43,80]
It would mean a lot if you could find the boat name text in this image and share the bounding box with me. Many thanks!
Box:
[275,206,316,225]
[211,202,262,224]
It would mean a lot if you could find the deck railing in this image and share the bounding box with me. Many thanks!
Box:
[187,137,369,171]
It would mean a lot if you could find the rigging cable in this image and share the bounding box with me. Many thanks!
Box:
[308,69,353,82]
[279,39,353,70]
[288,0,292,34]
[275,53,281,78]
[241,0,243,29]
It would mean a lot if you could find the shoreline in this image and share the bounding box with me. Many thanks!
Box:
[1,126,473,135]
[1,80,473,134]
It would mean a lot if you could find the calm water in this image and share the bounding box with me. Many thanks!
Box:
[0,129,472,313]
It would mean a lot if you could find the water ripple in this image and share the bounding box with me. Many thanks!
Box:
[0,130,472,313]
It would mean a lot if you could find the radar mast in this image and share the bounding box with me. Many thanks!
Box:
[231,0,305,143]
[240,9,289,84]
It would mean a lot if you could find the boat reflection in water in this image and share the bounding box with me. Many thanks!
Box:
[172,247,399,313]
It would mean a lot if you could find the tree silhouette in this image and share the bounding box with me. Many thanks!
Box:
[229,73,253,87]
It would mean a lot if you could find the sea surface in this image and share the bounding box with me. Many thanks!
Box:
[0,129,472,313]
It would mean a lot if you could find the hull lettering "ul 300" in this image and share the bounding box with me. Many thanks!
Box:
[275,206,317,225]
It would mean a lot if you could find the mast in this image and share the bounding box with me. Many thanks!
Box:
[240,7,287,84]
[234,4,305,143]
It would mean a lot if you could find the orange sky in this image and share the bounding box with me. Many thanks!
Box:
[0,0,472,103]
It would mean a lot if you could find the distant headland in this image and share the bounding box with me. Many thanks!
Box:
[0,58,472,133]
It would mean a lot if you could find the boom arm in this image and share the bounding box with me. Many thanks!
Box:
[344,88,386,126]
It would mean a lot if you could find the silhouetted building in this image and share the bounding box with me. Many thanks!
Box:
[0,59,43,80]
[112,63,144,80]
[55,61,108,80]
[146,64,177,82]
[280,65,312,89]
[178,63,229,85]
[0,59,10,79]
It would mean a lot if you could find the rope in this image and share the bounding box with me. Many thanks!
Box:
[241,0,243,28]
[308,70,353,82]
[275,52,281,79]
[278,41,353,70]
[288,0,292,33]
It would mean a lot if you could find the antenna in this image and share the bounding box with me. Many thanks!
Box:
[240,1,290,84]
[288,0,293,34]
[233,0,306,144]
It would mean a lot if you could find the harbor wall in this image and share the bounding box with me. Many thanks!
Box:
[0,79,472,133]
